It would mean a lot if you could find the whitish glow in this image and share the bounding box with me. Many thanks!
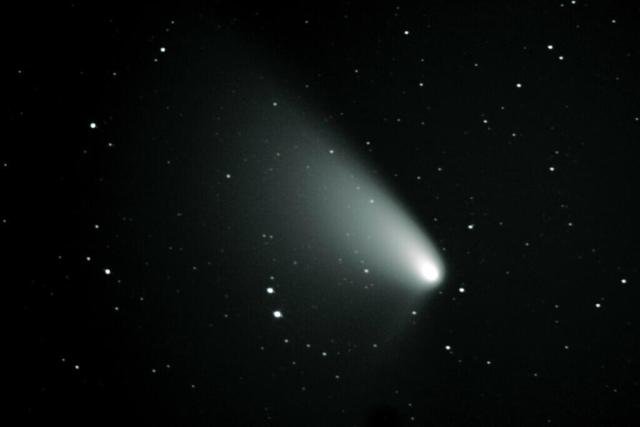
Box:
[418,259,440,283]
[304,144,445,290]
[234,105,445,292]
[272,310,283,318]
[253,125,445,290]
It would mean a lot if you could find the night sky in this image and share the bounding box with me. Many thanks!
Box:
[10,2,640,426]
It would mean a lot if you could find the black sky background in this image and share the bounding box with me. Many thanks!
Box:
[8,1,640,426]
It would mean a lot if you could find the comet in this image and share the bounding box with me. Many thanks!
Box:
[287,134,445,291]
[234,108,444,292]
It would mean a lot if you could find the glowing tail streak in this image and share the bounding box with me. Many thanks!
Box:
[312,151,444,290]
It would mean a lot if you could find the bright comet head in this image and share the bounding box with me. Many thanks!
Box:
[418,259,440,284]
[407,247,443,289]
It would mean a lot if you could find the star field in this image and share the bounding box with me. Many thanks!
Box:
[8,2,640,426]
